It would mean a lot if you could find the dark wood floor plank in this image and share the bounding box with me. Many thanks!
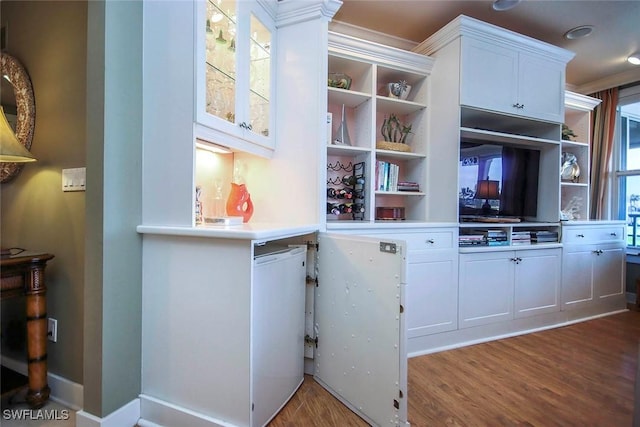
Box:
[271,310,640,426]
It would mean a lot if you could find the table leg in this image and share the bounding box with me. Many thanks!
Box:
[24,267,50,408]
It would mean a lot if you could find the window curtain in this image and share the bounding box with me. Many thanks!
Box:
[589,88,618,219]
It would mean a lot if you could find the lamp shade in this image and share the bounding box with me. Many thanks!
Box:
[0,106,36,162]
[475,179,500,200]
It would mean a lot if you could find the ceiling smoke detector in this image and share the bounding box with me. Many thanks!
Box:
[564,25,594,40]
[492,0,522,11]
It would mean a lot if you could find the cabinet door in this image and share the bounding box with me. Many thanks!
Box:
[459,252,514,328]
[561,245,595,310]
[316,233,408,426]
[241,3,275,148]
[406,250,458,337]
[251,247,306,427]
[518,53,565,123]
[196,0,275,153]
[514,248,561,318]
[594,244,625,302]
[460,37,518,116]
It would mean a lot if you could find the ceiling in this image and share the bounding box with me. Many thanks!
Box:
[331,0,640,93]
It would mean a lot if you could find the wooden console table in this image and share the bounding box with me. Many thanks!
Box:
[1,252,54,408]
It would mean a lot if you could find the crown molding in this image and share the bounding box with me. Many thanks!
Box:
[329,31,434,74]
[276,0,342,28]
[414,14,575,64]
[565,90,601,111]
[328,20,418,52]
[573,68,640,96]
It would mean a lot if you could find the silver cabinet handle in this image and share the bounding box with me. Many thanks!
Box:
[576,234,585,238]
[610,232,617,237]
[426,239,435,244]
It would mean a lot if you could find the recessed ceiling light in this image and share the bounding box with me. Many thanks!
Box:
[564,25,594,40]
[628,54,640,66]
[492,0,522,11]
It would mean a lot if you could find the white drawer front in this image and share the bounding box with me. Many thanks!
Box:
[562,226,625,244]
[395,231,455,251]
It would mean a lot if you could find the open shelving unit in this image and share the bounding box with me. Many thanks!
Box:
[325,32,434,227]
[561,91,601,221]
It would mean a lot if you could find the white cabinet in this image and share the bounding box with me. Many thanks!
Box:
[561,222,626,310]
[407,250,458,336]
[196,0,276,154]
[252,246,307,427]
[461,37,567,123]
[393,229,459,337]
[414,15,573,225]
[459,251,514,328]
[140,234,308,427]
[513,248,561,318]
[459,247,561,328]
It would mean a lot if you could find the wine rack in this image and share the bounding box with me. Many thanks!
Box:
[326,161,366,221]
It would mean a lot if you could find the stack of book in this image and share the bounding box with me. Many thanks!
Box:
[485,229,509,246]
[511,231,532,245]
[531,230,559,244]
[397,181,420,192]
[458,233,486,247]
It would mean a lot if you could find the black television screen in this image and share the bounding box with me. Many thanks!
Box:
[459,142,540,218]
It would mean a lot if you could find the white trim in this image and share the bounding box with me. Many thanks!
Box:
[0,355,83,410]
[76,399,140,427]
[407,308,628,357]
[139,394,237,427]
[565,90,601,111]
[414,14,574,63]
[329,19,418,52]
[574,68,640,96]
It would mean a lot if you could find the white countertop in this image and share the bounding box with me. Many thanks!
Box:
[561,220,626,226]
[137,222,320,241]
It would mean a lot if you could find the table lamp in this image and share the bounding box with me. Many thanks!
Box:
[1,106,35,257]
[0,106,36,163]
[475,177,499,215]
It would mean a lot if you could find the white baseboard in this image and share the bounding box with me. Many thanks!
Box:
[1,355,83,410]
[407,305,629,357]
[139,394,237,427]
[76,398,140,427]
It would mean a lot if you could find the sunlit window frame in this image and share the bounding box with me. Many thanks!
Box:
[614,106,640,248]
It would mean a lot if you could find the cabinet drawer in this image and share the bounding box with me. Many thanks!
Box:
[394,231,455,251]
[562,226,625,244]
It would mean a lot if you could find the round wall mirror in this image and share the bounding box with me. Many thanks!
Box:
[1,52,36,183]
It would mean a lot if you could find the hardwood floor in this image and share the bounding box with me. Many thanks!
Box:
[270,310,640,426]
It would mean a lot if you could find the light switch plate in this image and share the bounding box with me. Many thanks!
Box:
[62,167,86,192]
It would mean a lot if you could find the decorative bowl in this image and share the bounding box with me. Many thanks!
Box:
[328,73,352,90]
[376,141,411,152]
[387,81,411,100]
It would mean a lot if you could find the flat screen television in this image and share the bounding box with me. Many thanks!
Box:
[459,142,540,219]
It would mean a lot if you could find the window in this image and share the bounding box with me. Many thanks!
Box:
[614,85,640,247]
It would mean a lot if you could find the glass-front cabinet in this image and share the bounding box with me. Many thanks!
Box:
[196,0,276,156]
